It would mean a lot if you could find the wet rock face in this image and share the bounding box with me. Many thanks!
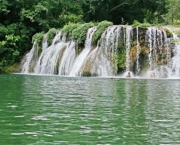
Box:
[21,25,178,78]
[127,27,174,75]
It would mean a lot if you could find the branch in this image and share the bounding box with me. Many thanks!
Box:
[108,0,140,13]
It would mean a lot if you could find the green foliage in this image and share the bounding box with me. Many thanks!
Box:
[32,32,44,44]
[115,48,126,71]
[174,20,180,25]
[172,38,180,44]
[59,13,83,26]
[164,28,173,38]
[47,28,57,46]
[0,0,10,14]
[164,0,180,24]
[71,22,95,45]
[0,34,21,73]
[92,21,113,45]
[0,24,8,37]
[132,20,151,28]
[61,23,79,36]
[0,0,178,74]
[32,32,44,53]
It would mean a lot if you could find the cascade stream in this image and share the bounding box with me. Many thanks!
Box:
[21,25,180,78]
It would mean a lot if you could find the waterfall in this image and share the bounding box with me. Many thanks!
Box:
[42,34,48,51]
[69,27,97,76]
[125,26,132,72]
[89,25,121,76]
[58,41,76,75]
[171,33,180,77]
[146,27,154,70]
[20,24,179,78]
[136,27,140,74]
[34,31,67,74]
[21,41,38,73]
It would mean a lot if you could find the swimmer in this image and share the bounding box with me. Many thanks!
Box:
[126,72,131,77]
[147,71,156,78]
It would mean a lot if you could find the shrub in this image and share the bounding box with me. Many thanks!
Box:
[174,20,180,25]
[132,20,151,28]
[47,28,57,46]
[32,32,44,53]
[32,32,44,44]
[61,23,79,36]
[115,48,126,72]
[71,22,95,45]
[92,20,113,45]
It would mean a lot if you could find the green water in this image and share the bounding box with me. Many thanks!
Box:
[0,74,180,145]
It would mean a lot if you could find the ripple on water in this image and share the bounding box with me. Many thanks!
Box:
[1,75,180,144]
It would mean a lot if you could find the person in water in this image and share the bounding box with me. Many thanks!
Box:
[126,72,131,77]
[147,71,155,78]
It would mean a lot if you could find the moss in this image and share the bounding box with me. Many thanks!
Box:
[6,63,21,73]
[140,46,150,55]
[61,23,79,37]
[32,32,44,45]
[81,71,91,76]
[71,22,95,46]
[174,20,180,25]
[132,20,151,28]
[115,47,126,73]
[92,20,113,45]
[172,38,180,44]
[47,28,57,46]
[32,32,45,54]
[75,46,83,54]
[164,28,173,38]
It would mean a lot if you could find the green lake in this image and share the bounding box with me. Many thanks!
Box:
[0,74,180,145]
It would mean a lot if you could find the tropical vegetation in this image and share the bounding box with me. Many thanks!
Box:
[0,0,180,73]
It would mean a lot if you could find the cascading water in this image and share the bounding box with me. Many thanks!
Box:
[89,25,121,76]
[34,31,67,74]
[21,41,38,73]
[69,27,97,76]
[58,41,76,75]
[136,27,140,74]
[20,24,180,78]
[125,26,132,72]
[146,27,154,70]
[42,34,48,51]
[171,33,180,77]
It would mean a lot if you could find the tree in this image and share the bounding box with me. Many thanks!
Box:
[164,0,180,24]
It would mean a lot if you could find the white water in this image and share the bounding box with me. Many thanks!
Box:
[58,41,76,75]
[21,42,38,73]
[42,34,48,51]
[20,25,180,78]
[125,26,132,72]
[171,34,180,77]
[146,27,154,70]
[90,25,121,76]
[136,27,140,74]
[69,27,96,76]
[34,31,67,74]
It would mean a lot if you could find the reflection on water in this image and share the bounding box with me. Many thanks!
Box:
[146,80,180,145]
[0,74,180,144]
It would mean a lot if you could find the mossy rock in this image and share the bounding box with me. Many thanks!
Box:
[92,20,113,45]
[81,71,92,76]
[132,20,151,28]
[7,63,21,73]
[164,28,173,38]
[47,28,57,46]
[141,46,150,55]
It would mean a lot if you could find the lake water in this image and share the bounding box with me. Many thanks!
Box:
[0,74,180,145]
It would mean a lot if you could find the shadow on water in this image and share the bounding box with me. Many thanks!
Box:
[0,74,180,144]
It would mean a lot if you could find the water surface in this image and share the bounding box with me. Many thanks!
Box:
[0,74,180,145]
